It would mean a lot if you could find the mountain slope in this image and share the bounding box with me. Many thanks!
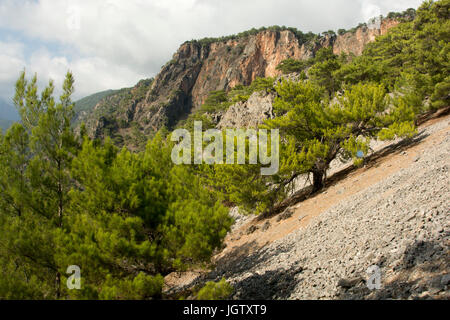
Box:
[0,97,19,121]
[79,17,403,146]
[164,109,450,300]
[77,79,154,149]
[0,97,19,130]
[220,112,450,300]
[74,89,119,114]
[0,119,14,131]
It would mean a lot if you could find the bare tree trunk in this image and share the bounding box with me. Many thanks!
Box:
[56,159,63,298]
[57,160,63,228]
[56,271,61,299]
[58,190,63,227]
[312,170,324,193]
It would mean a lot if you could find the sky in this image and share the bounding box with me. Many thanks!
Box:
[0,0,424,108]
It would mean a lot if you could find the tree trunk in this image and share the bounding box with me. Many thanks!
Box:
[312,170,324,193]
[57,160,63,228]
[56,271,61,299]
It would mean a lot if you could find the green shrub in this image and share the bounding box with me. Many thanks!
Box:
[276,59,308,74]
[197,278,233,300]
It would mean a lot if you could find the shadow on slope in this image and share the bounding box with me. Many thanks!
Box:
[207,240,304,299]
[337,236,450,300]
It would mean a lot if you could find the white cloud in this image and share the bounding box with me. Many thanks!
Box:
[0,0,424,101]
[0,42,146,102]
[0,40,26,99]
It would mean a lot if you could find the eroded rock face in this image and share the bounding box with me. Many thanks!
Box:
[137,42,209,132]
[186,19,397,110]
[333,19,399,56]
[83,18,399,145]
[191,30,313,109]
[217,91,275,129]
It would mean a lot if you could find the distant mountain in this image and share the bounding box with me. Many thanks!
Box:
[0,119,14,131]
[0,97,19,131]
[1,90,122,132]
[0,97,19,121]
[75,79,154,149]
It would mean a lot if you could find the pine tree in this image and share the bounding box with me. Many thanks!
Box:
[267,79,417,191]
[1,72,232,299]
[63,133,232,299]
[308,47,342,96]
[213,79,418,214]
[336,0,449,109]
[0,71,79,298]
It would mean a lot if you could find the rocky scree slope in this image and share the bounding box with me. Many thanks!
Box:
[164,112,450,300]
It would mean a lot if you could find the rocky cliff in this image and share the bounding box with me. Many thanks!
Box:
[79,18,400,147]
[333,18,399,56]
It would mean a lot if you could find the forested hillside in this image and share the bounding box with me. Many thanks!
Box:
[77,10,411,146]
[200,0,449,214]
[74,89,119,114]
[0,0,448,300]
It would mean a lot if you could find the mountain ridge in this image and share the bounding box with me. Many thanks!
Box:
[0,97,19,130]
[77,15,409,149]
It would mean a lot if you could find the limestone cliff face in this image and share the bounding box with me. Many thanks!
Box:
[217,91,276,129]
[84,18,399,145]
[332,19,399,56]
[190,30,314,109]
[156,18,398,112]
[135,42,208,132]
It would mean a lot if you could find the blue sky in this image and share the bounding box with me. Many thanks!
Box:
[0,0,423,114]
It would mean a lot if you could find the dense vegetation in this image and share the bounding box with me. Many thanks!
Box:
[185,25,318,47]
[199,0,449,214]
[0,72,231,299]
[0,0,447,300]
[196,278,234,300]
[387,8,417,20]
[276,58,310,75]
[337,0,449,110]
[74,89,119,114]
[200,80,418,214]
[277,47,346,96]
[276,0,448,109]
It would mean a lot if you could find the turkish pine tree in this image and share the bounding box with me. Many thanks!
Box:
[0,71,78,298]
[213,79,418,215]
[336,0,449,109]
[308,47,342,96]
[268,80,417,191]
[1,71,232,300]
[64,133,231,299]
